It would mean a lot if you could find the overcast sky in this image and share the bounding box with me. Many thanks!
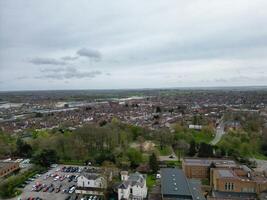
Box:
[0,0,267,91]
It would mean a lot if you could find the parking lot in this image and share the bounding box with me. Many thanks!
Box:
[11,165,103,200]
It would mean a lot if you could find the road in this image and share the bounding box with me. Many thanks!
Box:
[210,120,225,145]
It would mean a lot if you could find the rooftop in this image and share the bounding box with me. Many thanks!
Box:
[0,161,17,169]
[161,168,205,200]
[183,158,236,167]
[218,169,235,178]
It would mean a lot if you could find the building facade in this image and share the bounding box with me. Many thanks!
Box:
[0,161,20,178]
[76,173,107,196]
[211,168,267,195]
[182,158,237,179]
[118,172,147,200]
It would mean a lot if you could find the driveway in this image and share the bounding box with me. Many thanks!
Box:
[210,121,225,145]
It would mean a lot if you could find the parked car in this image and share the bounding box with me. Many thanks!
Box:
[69,186,75,194]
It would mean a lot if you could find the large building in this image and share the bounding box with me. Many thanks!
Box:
[0,161,20,178]
[160,168,205,200]
[210,167,267,199]
[182,158,237,179]
[118,171,147,200]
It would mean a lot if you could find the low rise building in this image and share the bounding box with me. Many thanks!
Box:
[183,158,237,179]
[210,167,267,198]
[0,160,20,178]
[160,168,205,200]
[76,172,107,196]
[118,171,147,200]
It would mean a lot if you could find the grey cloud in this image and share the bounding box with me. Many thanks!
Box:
[61,56,79,61]
[40,67,65,73]
[29,57,66,65]
[77,48,102,61]
[37,66,102,80]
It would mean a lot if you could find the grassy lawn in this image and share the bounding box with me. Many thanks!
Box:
[192,131,214,143]
[201,178,210,186]
[146,174,157,190]
[59,159,85,165]
[156,145,173,156]
[252,153,267,160]
[165,160,182,168]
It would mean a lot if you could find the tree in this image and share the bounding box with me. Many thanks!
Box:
[172,140,189,161]
[32,149,59,167]
[155,106,161,113]
[16,138,32,158]
[188,140,197,156]
[198,143,213,157]
[127,148,143,168]
[149,153,159,173]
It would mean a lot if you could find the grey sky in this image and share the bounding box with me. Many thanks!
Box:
[0,0,267,90]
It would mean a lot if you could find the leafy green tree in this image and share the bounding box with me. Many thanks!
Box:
[127,148,143,168]
[188,140,197,156]
[149,152,159,173]
[16,138,32,158]
[198,143,213,157]
[32,149,59,167]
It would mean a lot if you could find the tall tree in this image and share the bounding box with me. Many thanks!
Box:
[188,140,197,157]
[149,153,159,173]
[32,149,59,167]
[16,138,32,158]
[198,143,213,157]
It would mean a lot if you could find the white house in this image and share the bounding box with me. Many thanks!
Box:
[76,173,107,196]
[118,172,147,200]
[188,124,202,130]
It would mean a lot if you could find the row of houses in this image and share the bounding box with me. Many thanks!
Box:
[76,167,147,200]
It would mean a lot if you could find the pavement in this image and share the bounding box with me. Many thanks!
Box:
[148,179,161,200]
[158,154,178,162]
[210,122,225,145]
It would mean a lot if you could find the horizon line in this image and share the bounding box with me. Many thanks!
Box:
[0,85,267,93]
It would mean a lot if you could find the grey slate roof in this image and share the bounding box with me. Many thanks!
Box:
[118,172,146,189]
[160,168,192,198]
[81,173,100,180]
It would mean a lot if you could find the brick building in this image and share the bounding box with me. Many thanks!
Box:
[0,161,20,178]
[182,158,237,179]
[211,168,267,195]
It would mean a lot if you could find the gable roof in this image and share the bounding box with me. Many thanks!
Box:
[118,172,146,189]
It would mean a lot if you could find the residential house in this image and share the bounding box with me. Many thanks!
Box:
[118,171,147,200]
[76,172,107,196]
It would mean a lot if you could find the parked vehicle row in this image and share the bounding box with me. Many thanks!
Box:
[61,166,83,173]
[81,196,102,200]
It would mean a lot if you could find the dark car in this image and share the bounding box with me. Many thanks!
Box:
[49,186,54,192]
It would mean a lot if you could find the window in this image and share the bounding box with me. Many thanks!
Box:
[227,183,230,190]
[231,183,234,191]
[225,183,228,190]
